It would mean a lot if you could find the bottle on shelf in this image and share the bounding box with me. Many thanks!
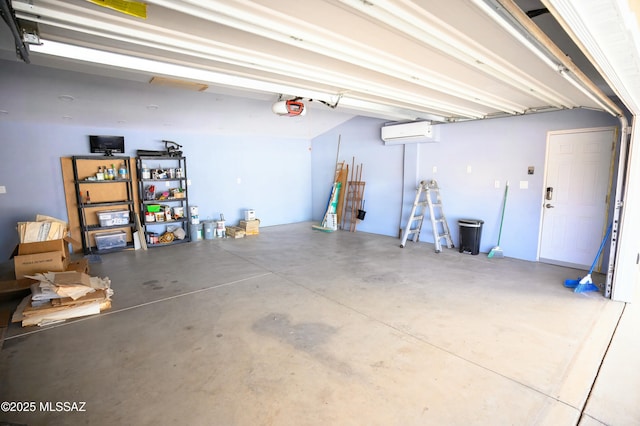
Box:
[96,166,105,181]
[118,162,128,180]
[85,190,91,204]
[106,164,115,180]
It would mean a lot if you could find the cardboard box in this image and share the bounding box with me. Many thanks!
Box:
[239,219,260,235]
[225,226,245,239]
[14,251,68,279]
[13,237,75,279]
[18,238,70,259]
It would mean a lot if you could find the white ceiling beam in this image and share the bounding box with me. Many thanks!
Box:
[143,0,526,114]
[15,0,492,119]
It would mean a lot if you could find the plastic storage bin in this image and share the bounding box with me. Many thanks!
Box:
[97,209,130,227]
[458,219,484,255]
[94,231,127,251]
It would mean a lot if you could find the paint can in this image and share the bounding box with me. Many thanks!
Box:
[141,165,151,179]
[215,220,226,238]
[148,232,159,245]
[244,209,256,221]
[203,221,215,240]
[190,223,203,241]
[190,206,199,224]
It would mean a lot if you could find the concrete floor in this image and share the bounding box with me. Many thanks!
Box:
[0,222,638,425]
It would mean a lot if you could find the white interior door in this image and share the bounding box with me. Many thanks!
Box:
[539,128,615,269]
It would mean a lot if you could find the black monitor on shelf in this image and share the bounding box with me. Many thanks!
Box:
[89,135,125,156]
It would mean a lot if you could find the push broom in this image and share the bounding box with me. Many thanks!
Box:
[488,181,508,258]
[565,223,612,293]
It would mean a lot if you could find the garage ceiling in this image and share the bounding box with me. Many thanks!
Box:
[1,0,622,122]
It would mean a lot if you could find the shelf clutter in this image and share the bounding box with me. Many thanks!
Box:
[70,155,136,255]
[137,155,190,248]
[192,210,260,241]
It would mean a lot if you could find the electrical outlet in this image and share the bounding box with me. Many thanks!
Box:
[432,166,437,173]
[0,185,5,194]
[494,180,500,189]
[165,181,170,187]
[528,166,535,175]
[237,177,242,184]
[520,180,528,189]
[466,165,472,174]
[187,179,192,186]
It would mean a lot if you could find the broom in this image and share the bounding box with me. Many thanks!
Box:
[488,181,509,258]
[571,223,612,293]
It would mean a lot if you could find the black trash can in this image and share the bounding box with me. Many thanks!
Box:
[458,219,484,255]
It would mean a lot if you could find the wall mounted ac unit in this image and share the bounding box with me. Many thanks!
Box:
[381,121,437,145]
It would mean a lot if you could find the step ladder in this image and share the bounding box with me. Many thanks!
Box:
[400,179,454,253]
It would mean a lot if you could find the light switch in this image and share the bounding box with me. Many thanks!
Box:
[466,165,472,174]
[0,185,5,194]
[494,180,500,189]
[520,180,528,189]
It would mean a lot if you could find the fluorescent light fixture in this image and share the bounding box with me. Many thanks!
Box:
[29,39,452,121]
[18,0,522,118]
[145,0,520,115]
[30,39,336,101]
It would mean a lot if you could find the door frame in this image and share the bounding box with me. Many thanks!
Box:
[536,126,617,270]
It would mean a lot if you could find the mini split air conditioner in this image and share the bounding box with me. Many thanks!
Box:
[381,121,436,145]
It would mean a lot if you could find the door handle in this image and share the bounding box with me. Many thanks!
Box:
[545,203,555,208]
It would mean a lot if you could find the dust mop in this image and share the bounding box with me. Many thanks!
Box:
[567,224,612,293]
[488,181,509,258]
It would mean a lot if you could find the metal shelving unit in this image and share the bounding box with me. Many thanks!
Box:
[71,155,136,254]
[136,155,190,247]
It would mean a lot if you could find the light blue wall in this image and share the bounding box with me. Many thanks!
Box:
[0,122,311,259]
[1,103,618,264]
[311,116,403,237]
[414,109,619,261]
[311,109,619,261]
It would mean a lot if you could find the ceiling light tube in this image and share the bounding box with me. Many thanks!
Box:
[145,0,523,114]
[29,40,336,101]
[17,2,490,118]
[19,0,513,116]
[28,39,457,121]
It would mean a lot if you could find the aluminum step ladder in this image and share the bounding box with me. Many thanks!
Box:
[400,179,454,252]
